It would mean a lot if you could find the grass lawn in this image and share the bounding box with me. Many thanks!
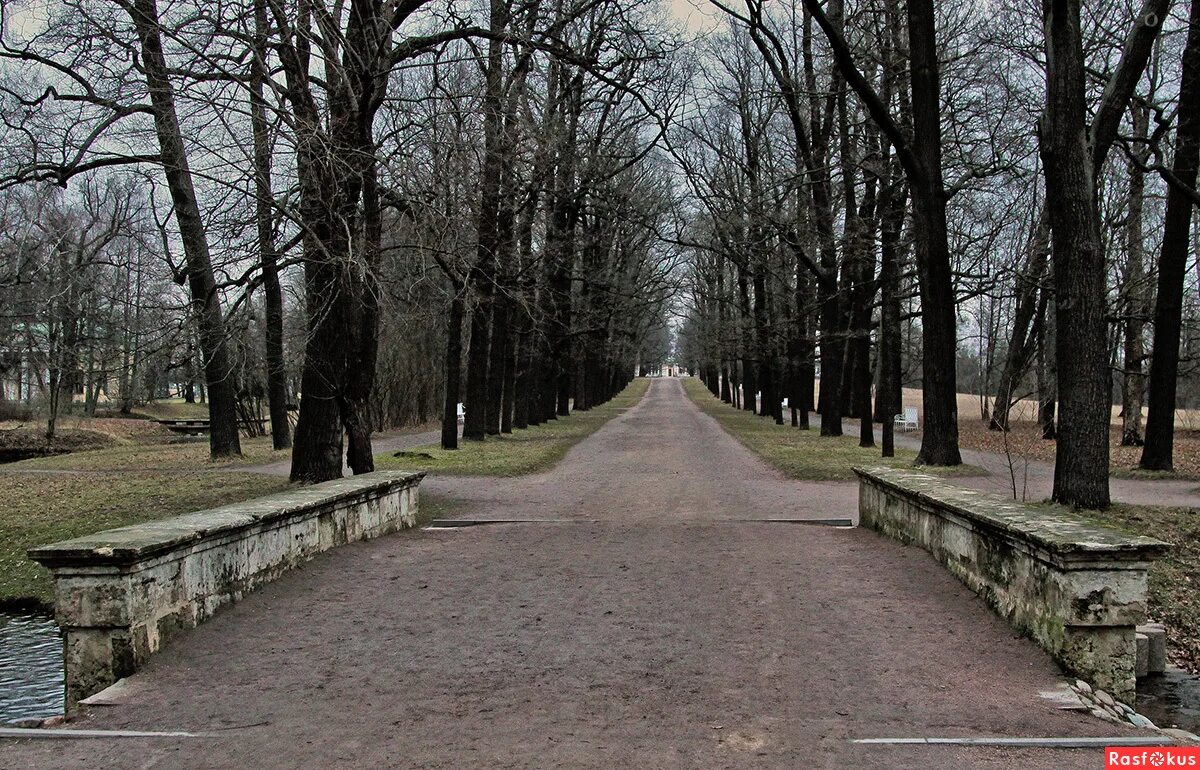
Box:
[1079,504,1200,672]
[129,399,212,421]
[8,435,290,472]
[375,379,650,476]
[0,471,289,609]
[682,377,986,480]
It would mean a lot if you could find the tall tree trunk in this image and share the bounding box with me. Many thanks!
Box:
[737,269,757,413]
[907,0,961,466]
[251,0,290,450]
[1040,0,1110,507]
[463,3,506,442]
[129,0,240,458]
[1141,0,1200,470]
[1120,102,1150,447]
[874,177,905,436]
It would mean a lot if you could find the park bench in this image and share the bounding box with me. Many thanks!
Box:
[156,418,210,435]
[156,417,271,435]
[854,466,1167,701]
[894,406,918,432]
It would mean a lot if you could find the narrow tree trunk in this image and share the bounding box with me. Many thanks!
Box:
[1038,297,1058,440]
[251,0,290,450]
[442,291,464,450]
[129,0,240,458]
[1120,103,1150,447]
[990,212,1050,431]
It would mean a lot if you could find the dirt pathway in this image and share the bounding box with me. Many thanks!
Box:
[2,379,1146,768]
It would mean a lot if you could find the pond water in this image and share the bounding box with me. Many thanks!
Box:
[0,611,63,724]
[1138,669,1200,735]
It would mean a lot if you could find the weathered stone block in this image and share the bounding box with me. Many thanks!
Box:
[854,466,1168,702]
[1135,632,1150,678]
[1138,623,1167,675]
[29,471,424,707]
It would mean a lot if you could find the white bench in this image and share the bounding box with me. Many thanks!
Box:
[894,406,918,431]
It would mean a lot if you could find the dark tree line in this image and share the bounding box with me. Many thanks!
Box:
[679,0,1200,509]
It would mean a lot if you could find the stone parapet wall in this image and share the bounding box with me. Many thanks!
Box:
[29,471,424,707]
[854,466,1168,702]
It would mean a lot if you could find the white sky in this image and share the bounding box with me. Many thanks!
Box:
[667,0,724,33]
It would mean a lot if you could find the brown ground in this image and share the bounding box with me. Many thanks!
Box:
[945,420,1200,480]
[1,379,1150,768]
[0,426,116,463]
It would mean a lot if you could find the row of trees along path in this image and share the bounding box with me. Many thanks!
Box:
[1,0,1198,509]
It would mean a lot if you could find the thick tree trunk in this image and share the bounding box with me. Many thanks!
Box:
[816,269,843,435]
[1040,0,1110,507]
[907,0,961,466]
[463,296,492,441]
[501,329,516,434]
[1141,0,1200,471]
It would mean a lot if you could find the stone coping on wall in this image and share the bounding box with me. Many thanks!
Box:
[29,471,425,569]
[29,470,426,707]
[853,465,1170,699]
[852,466,1169,565]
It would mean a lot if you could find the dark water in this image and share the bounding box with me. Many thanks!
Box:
[0,611,63,724]
[1139,670,1200,734]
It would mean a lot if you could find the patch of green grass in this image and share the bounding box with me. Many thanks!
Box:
[682,377,986,480]
[0,471,289,607]
[1110,466,1181,481]
[135,399,212,420]
[417,493,463,525]
[9,435,290,472]
[924,462,992,478]
[1078,504,1200,672]
[376,379,650,476]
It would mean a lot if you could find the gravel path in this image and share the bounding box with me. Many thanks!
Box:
[2,379,1147,768]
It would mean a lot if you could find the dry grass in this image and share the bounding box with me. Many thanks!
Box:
[0,426,117,458]
[0,418,167,440]
[685,379,988,480]
[898,387,1200,431]
[942,419,1200,480]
